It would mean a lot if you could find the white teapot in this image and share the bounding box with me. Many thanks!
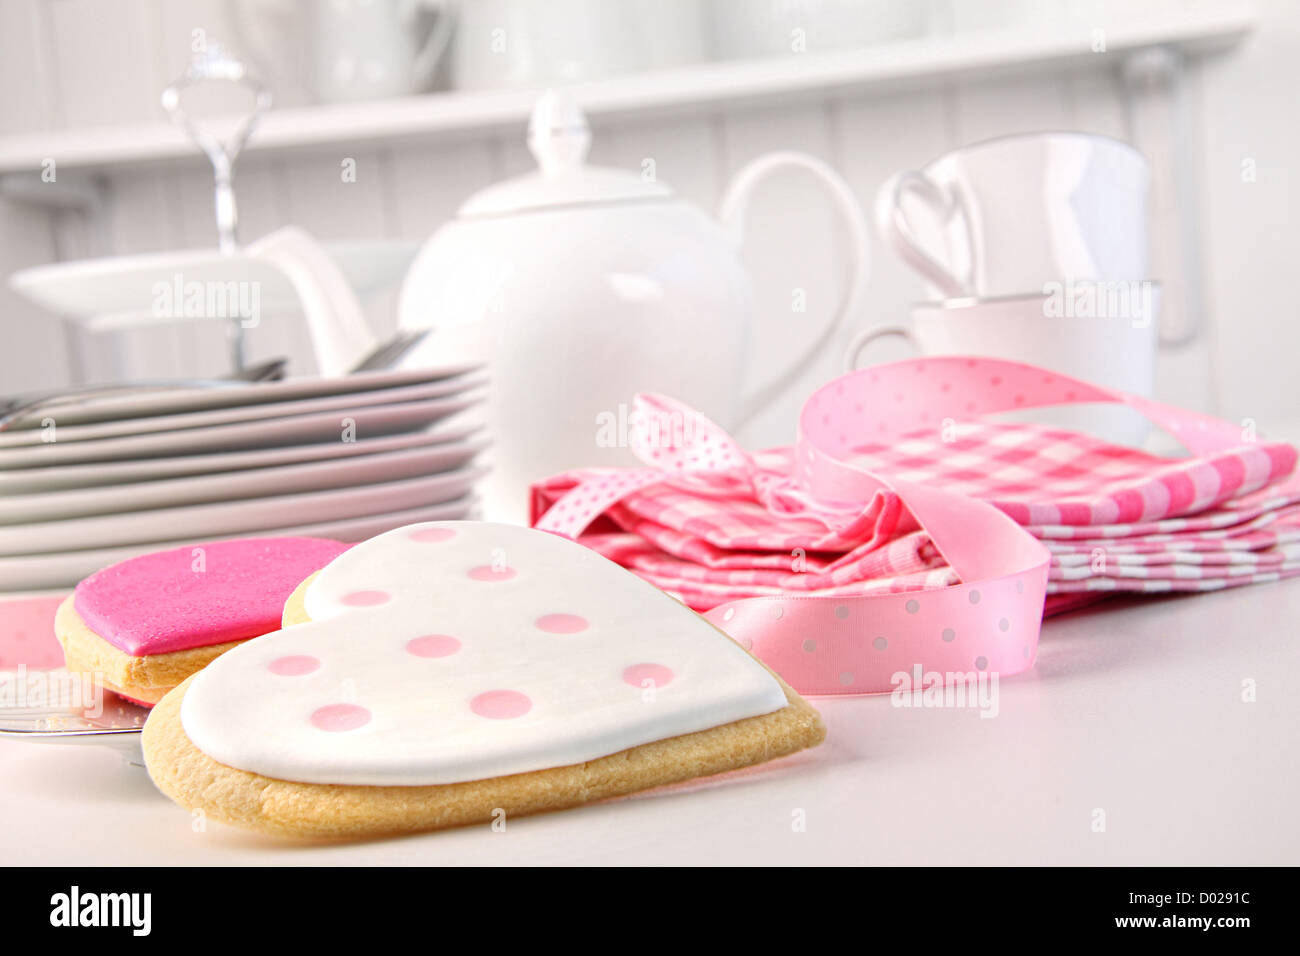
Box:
[396,92,869,521]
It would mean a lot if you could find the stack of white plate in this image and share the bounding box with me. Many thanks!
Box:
[0,365,486,592]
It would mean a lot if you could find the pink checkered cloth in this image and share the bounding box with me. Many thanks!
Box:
[532,420,1300,613]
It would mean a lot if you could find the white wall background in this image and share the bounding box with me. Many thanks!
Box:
[0,0,1296,449]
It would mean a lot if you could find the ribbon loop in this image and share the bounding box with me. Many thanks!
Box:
[535,355,1272,695]
[536,394,754,541]
[627,393,752,478]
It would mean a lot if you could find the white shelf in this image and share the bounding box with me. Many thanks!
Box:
[0,3,1255,176]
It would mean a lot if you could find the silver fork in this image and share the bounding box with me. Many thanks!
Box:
[348,328,430,372]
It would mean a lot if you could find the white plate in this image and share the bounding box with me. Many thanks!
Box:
[0,498,478,592]
[0,375,484,447]
[0,396,480,469]
[9,238,419,328]
[0,440,487,524]
[0,469,486,557]
[0,363,481,431]
[0,423,481,495]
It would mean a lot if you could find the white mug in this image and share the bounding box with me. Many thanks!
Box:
[709,0,926,59]
[452,0,705,90]
[228,0,455,104]
[846,285,1161,446]
[877,132,1150,298]
[311,0,454,102]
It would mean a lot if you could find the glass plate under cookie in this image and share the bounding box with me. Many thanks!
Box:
[0,667,147,766]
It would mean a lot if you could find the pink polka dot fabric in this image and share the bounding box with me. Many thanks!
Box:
[533,357,1300,695]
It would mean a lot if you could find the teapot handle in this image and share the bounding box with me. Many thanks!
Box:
[719,151,869,431]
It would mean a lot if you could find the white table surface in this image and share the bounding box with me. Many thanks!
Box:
[2,578,1297,866]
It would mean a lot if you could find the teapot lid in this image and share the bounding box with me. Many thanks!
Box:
[457,91,673,218]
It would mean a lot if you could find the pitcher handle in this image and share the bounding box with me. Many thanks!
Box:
[719,151,869,431]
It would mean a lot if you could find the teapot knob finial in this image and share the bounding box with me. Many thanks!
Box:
[527,89,591,177]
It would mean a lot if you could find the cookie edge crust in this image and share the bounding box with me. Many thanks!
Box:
[54,596,243,705]
[144,669,823,839]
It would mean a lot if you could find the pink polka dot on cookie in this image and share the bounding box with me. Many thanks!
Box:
[623,663,674,688]
[410,527,456,543]
[470,689,531,719]
[341,589,390,607]
[310,703,371,732]
[535,613,588,634]
[406,634,461,658]
[268,655,319,676]
[467,565,516,582]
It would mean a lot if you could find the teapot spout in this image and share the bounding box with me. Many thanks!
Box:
[245,226,377,376]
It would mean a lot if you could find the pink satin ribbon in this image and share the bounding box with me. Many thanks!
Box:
[535,356,1252,695]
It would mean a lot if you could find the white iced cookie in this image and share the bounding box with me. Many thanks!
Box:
[143,521,824,838]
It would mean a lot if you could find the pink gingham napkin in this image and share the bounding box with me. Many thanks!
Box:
[531,356,1300,693]
[532,392,1298,610]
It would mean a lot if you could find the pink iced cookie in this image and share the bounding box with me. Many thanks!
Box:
[73,537,351,656]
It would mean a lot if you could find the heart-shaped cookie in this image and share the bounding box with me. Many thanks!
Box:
[143,521,824,837]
